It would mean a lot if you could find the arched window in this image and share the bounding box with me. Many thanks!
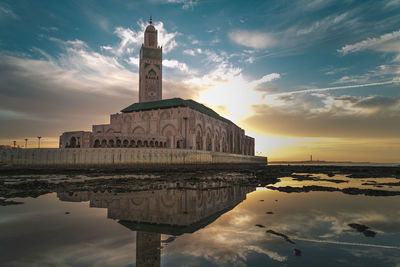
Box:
[108,139,115,148]
[206,132,212,151]
[94,139,100,148]
[123,140,129,147]
[116,139,121,147]
[70,137,77,148]
[101,139,107,148]
[196,130,202,150]
[130,140,135,147]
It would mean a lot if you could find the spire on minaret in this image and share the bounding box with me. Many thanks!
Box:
[149,16,152,24]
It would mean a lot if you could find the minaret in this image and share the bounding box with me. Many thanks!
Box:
[139,16,162,103]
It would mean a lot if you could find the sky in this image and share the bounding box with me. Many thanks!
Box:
[0,0,399,162]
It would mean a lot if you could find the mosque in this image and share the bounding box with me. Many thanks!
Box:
[59,18,255,156]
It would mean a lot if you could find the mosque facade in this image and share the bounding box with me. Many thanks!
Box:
[59,18,255,156]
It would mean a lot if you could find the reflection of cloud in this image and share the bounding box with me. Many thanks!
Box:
[296,237,400,250]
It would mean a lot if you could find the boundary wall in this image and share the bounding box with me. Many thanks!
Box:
[0,148,267,166]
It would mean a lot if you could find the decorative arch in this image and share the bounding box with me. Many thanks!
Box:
[162,124,177,136]
[132,126,145,135]
[142,113,151,121]
[148,68,157,77]
[160,110,171,120]
[123,115,132,123]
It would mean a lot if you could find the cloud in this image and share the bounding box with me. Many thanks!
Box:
[269,81,397,97]
[183,48,202,56]
[0,39,138,139]
[296,13,348,36]
[386,0,400,7]
[228,30,276,49]
[243,94,400,138]
[163,59,192,73]
[166,0,198,9]
[126,57,139,67]
[40,26,59,32]
[110,20,179,56]
[338,29,400,55]
[0,4,18,19]
[183,49,196,56]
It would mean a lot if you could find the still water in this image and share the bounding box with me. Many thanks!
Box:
[0,174,399,266]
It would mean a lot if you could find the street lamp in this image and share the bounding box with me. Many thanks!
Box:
[25,138,28,149]
[37,136,42,149]
[13,140,16,148]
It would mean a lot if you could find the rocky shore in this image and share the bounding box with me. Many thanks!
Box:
[0,165,399,200]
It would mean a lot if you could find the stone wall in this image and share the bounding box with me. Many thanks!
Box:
[0,148,267,166]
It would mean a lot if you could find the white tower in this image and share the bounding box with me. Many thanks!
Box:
[139,16,162,103]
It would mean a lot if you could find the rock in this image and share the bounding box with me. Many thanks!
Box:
[266,229,295,244]
[0,198,23,206]
[363,229,376,237]
[348,223,377,237]
[266,211,274,214]
[293,248,302,256]
[161,236,176,243]
[348,223,368,232]
[255,224,266,228]
[65,211,70,214]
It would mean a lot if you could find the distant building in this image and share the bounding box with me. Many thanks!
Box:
[60,18,255,156]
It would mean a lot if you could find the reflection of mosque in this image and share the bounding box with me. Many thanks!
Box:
[57,182,254,266]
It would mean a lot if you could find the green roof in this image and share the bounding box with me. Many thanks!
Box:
[121,98,232,124]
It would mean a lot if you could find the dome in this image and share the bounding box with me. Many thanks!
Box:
[145,25,156,32]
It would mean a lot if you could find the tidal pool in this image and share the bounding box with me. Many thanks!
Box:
[0,174,399,266]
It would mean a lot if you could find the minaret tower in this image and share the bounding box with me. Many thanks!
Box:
[139,16,162,103]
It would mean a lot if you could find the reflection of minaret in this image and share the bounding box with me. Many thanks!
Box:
[57,182,255,267]
[139,16,162,103]
[136,232,161,267]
